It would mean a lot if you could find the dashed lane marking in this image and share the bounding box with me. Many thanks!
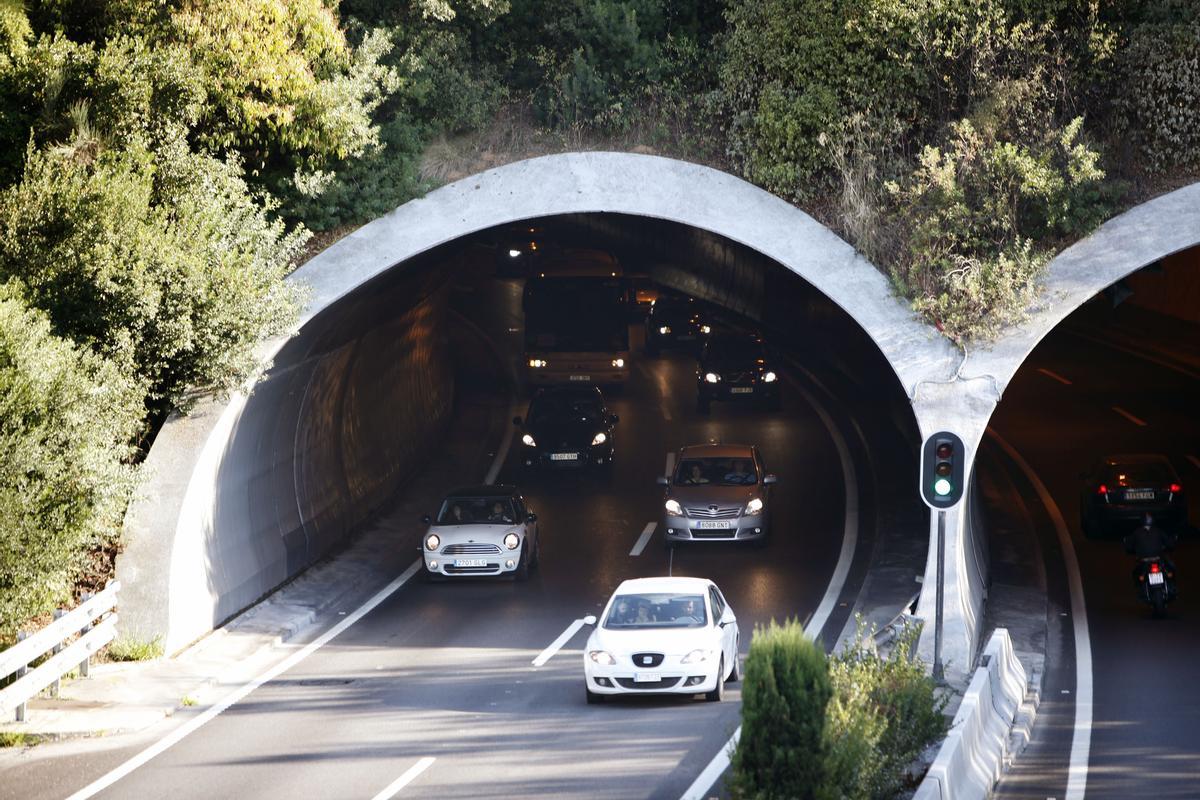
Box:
[1111,406,1148,427]
[1037,368,1073,385]
[532,618,589,667]
[369,757,436,800]
[630,522,657,556]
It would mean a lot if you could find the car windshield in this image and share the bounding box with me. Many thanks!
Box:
[706,337,763,361]
[675,457,758,486]
[1106,462,1173,486]
[529,394,604,425]
[436,497,515,524]
[604,593,708,629]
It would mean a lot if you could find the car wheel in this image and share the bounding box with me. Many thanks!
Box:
[514,550,531,581]
[530,537,541,570]
[426,569,446,584]
[705,658,726,702]
[586,684,605,705]
[726,648,740,683]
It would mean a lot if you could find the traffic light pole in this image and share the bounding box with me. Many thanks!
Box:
[933,509,945,682]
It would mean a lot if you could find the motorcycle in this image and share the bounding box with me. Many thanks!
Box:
[1134,557,1177,618]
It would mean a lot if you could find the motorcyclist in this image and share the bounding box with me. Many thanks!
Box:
[1123,512,1177,582]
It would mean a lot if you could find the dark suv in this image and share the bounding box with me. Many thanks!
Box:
[645,295,710,355]
[696,332,780,413]
[513,386,619,470]
[1080,454,1187,537]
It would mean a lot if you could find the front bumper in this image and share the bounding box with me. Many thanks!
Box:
[425,544,526,577]
[699,382,779,401]
[662,512,767,541]
[522,444,614,469]
[527,365,630,385]
[584,655,720,696]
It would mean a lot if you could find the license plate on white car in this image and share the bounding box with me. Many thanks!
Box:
[1149,571,1165,585]
[550,452,578,461]
[569,375,590,381]
[1126,488,1154,500]
[730,387,753,394]
[453,559,487,567]
[696,520,732,529]
[634,672,659,682]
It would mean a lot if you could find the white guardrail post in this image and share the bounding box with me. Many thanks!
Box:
[0,581,121,722]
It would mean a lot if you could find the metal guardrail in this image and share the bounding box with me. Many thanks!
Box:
[0,581,120,721]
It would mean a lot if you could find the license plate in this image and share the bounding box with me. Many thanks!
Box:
[550,452,578,461]
[1126,489,1154,500]
[1149,571,1165,585]
[730,387,754,394]
[453,559,487,567]
[569,375,590,381]
[633,672,659,683]
[696,520,732,529]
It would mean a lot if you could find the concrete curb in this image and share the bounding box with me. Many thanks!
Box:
[914,628,1037,800]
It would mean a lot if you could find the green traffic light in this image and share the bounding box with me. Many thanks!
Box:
[934,477,952,496]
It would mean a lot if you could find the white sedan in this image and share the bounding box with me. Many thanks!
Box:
[582,576,740,703]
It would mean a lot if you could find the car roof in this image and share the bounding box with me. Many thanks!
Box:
[614,577,713,594]
[677,443,755,459]
[444,485,517,498]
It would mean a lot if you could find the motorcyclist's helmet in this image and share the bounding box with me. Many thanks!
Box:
[1143,512,1154,527]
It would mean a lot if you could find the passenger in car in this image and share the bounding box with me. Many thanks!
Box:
[488,501,512,523]
[686,463,709,484]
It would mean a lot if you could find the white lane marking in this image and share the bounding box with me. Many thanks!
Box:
[369,757,436,800]
[532,618,588,667]
[65,560,425,800]
[1187,455,1200,470]
[630,522,657,556]
[664,451,676,479]
[679,727,740,800]
[1111,406,1147,427]
[1037,368,1073,385]
[684,367,861,800]
[988,429,1091,800]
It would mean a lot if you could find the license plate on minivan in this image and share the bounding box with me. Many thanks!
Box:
[696,520,732,529]
[1126,488,1154,501]
[569,375,590,381]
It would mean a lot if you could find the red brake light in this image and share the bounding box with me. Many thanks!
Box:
[1150,562,1161,574]
[1097,484,1108,495]
[1170,483,1182,493]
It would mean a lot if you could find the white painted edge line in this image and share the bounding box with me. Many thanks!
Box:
[1187,455,1200,470]
[67,320,520,799]
[679,726,741,800]
[988,429,1091,800]
[1111,406,1148,427]
[532,618,588,667]
[630,522,657,556]
[682,367,860,800]
[369,757,436,800]
[65,560,425,800]
[1037,367,1073,385]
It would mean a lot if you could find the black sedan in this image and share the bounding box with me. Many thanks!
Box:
[645,294,710,354]
[514,386,619,470]
[1080,454,1187,537]
[696,332,781,413]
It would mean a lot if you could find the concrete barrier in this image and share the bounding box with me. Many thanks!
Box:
[914,628,1031,800]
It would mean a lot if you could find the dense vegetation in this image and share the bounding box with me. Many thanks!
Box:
[0,0,1195,639]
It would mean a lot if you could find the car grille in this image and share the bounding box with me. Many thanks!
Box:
[692,529,738,539]
[616,677,681,690]
[724,371,753,384]
[631,652,665,667]
[444,564,499,574]
[685,505,742,518]
[442,543,503,555]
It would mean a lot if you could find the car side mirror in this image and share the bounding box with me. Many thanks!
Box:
[513,416,523,426]
[763,474,778,485]
[583,615,597,626]
[656,476,670,486]
[526,512,538,523]
[719,610,736,627]
[421,514,432,524]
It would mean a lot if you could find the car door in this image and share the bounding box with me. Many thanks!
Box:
[709,586,736,669]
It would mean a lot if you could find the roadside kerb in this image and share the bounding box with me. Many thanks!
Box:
[914,628,1036,800]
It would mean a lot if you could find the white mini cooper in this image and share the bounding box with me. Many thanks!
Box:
[422,486,540,580]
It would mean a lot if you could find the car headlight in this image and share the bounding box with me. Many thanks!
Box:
[704,372,720,383]
[528,358,548,368]
[504,532,521,550]
[681,649,710,664]
[591,432,607,446]
[425,534,440,551]
[521,433,536,447]
[589,650,616,665]
[611,358,625,368]
[746,498,764,515]
[763,371,777,383]
[700,325,711,334]
[665,499,683,516]
[508,249,522,258]
[659,325,671,334]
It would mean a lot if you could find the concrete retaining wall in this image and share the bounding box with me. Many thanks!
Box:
[914,628,1031,800]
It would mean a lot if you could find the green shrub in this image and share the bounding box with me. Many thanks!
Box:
[0,285,142,644]
[105,635,164,662]
[731,619,831,800]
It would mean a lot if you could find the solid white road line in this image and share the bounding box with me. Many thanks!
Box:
[989,429,1092,800]
[369,757,436,800]
[682,368,861,800]
[532,618,589,667]
[630,522,657,556]
[679,727,740,800]
[1187,455,1200,470]
[1037,368,1073,385]
[65,560,425,800]
[1111,406,1148,427]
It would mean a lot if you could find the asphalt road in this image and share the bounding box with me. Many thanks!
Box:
[5,270,905,800]
[986,311,1200,799]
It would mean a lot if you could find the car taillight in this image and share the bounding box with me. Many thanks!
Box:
[1097,484,1108,495]
[1150,562,1161,574]
[1169,483,1182,493]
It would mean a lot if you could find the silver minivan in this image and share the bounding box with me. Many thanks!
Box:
[657,444,777,547]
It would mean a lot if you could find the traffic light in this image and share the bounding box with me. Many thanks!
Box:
[920,431,965,508]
